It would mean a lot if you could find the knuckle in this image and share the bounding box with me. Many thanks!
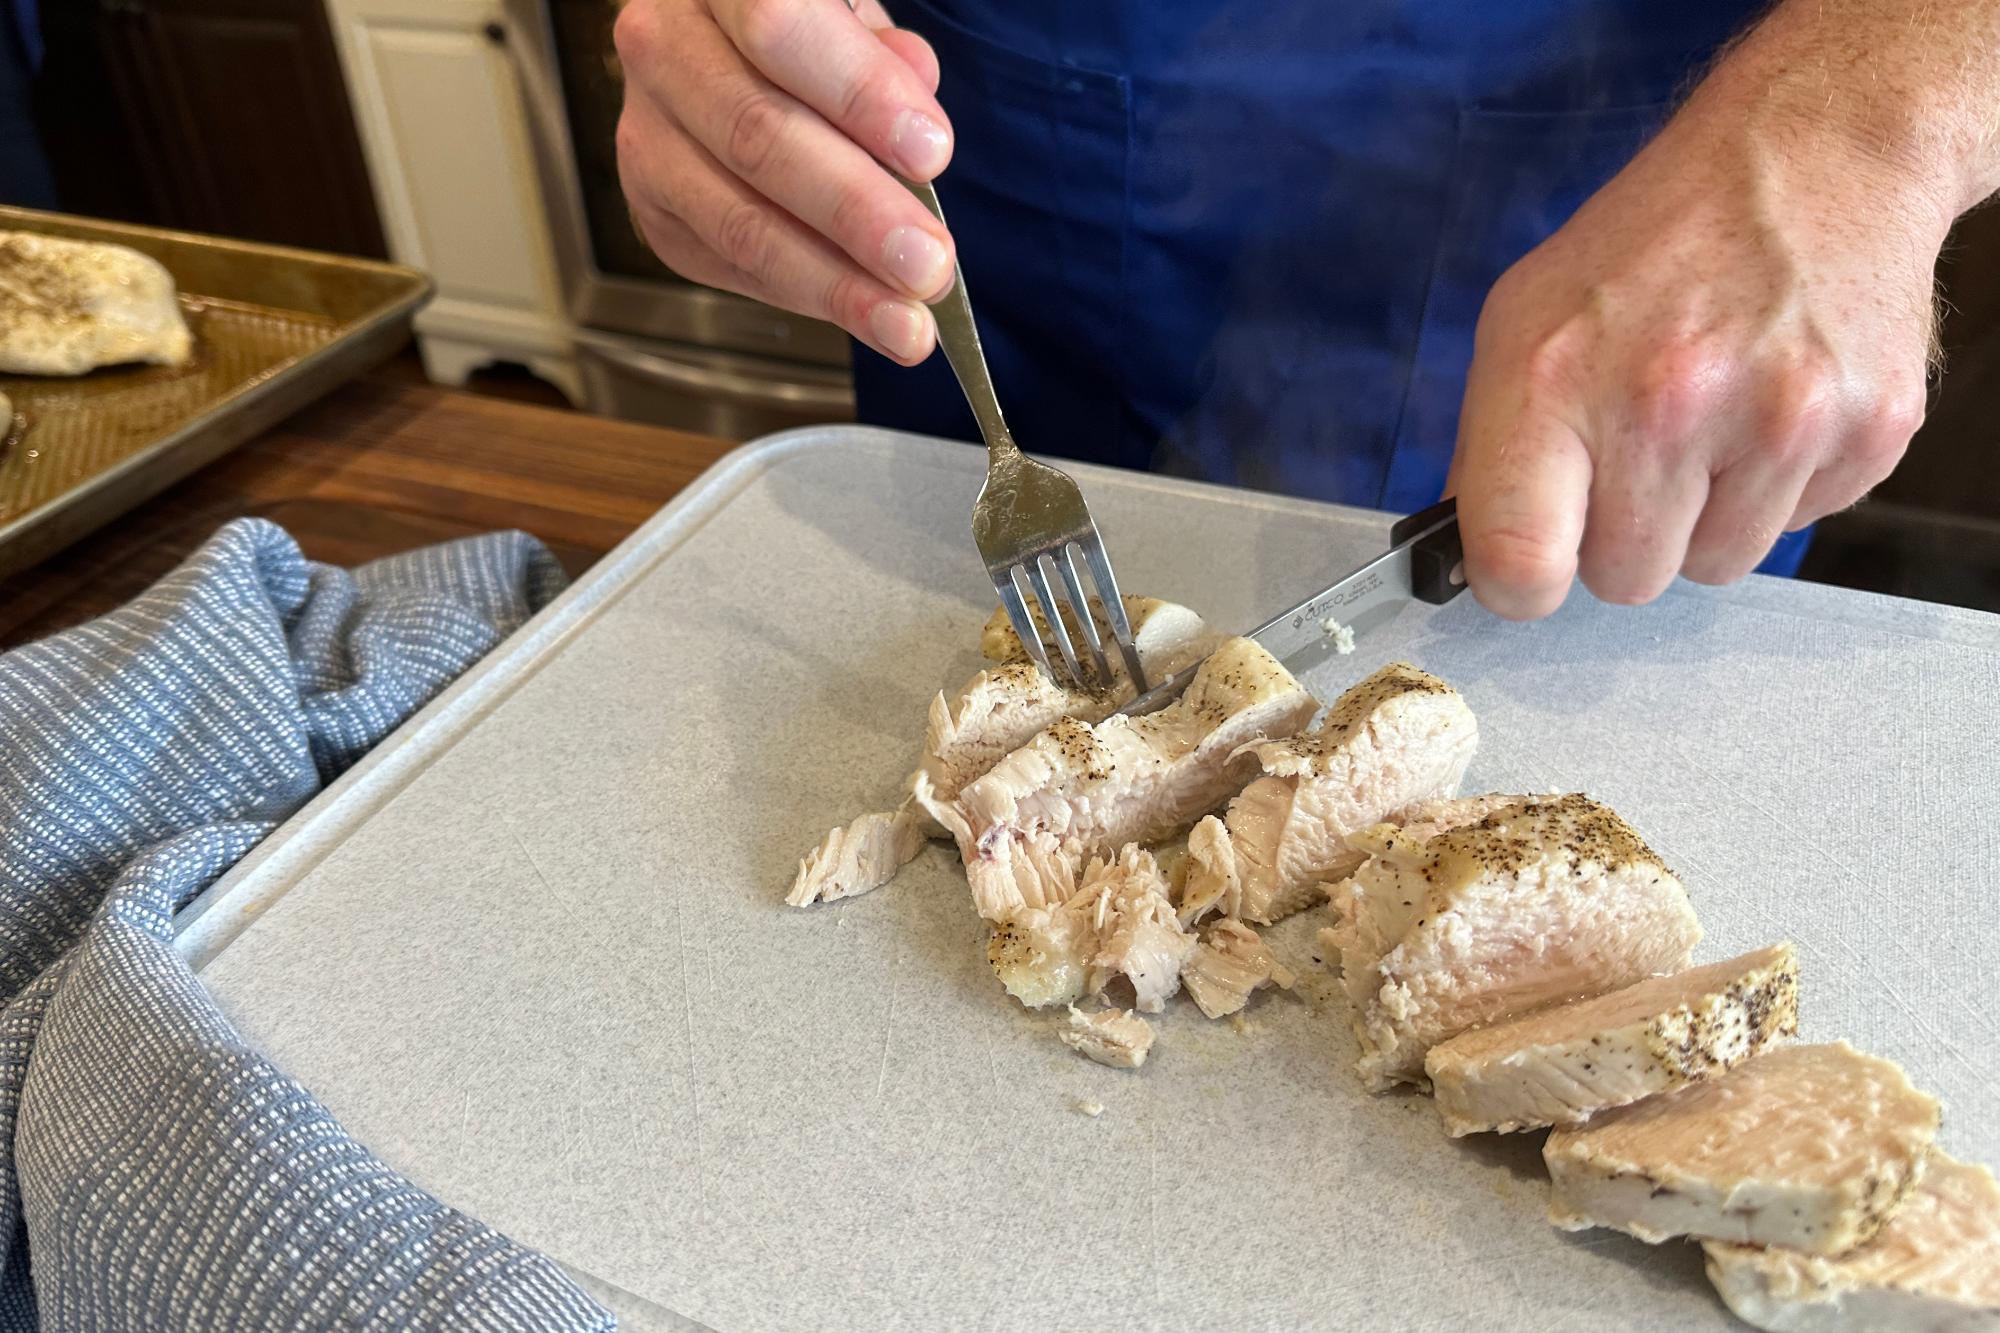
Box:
[1628,338,1721,444]
[712,198,776,278]
[1757,360,1837,464]
[612,2,661,66]
[721,87,788,175]
[822,178,877,248]
[836,56,895,130]
[1865,382,1927,460]
[1581,564,1665,607]
[733,0,799,65]
[1471,526,1574,598]
[1516,316,1592,412]
[613,112,647,173]
[820,270,874,330]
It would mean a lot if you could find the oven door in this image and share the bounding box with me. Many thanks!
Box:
[574,327,855,438]
[505,0,852,370]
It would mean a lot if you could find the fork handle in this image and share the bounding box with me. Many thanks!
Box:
[900,177,1020,463]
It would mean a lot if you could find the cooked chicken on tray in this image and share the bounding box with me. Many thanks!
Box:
[785,595,1994,1323]
[0,231,194,376]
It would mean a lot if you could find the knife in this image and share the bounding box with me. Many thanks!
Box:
[1120,497,1468,715]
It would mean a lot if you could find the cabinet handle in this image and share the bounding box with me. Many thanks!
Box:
[483,21,507,44]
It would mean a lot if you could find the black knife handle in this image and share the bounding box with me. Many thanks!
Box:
[1390,496,1465,606]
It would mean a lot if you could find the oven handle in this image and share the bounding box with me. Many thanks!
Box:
[577,334,856,414]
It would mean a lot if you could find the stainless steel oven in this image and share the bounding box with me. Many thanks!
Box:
[504,0,855,437]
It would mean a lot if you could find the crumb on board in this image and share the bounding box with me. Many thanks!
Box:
[1072,1098,1106,1118]
[1319,617,1356,654]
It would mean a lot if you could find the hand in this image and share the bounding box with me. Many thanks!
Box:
[1447,88,1951,619]
[613,0,956,364]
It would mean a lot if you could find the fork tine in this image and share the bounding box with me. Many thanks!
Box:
[994,569,1057,682]
[1055,544,1112,687]
[1077,530,1147,692]
[1025,558,1086,686]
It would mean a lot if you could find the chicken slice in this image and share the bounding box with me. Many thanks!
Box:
[792,596,1215,905]
[919,596,1222,826]
[1185,664,1478,926]
[1425,942,1800,1135]
[1328,792,1702,1091]
[1181,919,1295,1020]
[953,637,1317,922]
[787,804,925,907]
[987,846,1194,1012]
[1545,1042,1942,1255]
[1060,1007,1156,1069]
[1704,1152,2000,1331]
[0,230,193,374]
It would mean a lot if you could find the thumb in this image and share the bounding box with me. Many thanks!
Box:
[1450,370,1593,621]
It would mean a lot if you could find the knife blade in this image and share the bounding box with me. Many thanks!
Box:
[1120,497,1467,716]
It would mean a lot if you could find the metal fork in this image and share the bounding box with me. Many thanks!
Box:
[902,179,1148,694]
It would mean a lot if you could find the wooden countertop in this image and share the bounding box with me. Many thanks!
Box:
[0,374,740,650]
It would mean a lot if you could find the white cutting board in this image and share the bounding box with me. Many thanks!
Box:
[181,428,2000,1332]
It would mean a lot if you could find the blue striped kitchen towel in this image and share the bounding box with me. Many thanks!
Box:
[0,518,613,1330]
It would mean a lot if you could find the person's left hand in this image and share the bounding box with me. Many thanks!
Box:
[1446,82,1951,620]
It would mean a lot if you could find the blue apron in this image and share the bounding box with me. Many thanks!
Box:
[852,0,1811,576]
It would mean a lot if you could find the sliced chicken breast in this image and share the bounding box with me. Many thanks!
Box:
[1329,793,1702,1091]
[792,596,1216,905]
[953,637,1317,922]
[918,596,1222,825]
[1704,1152,2000,1331]
[1545,1041,1942,1255]
[0,231,193,375]
[1182,663,1477,926]
[787,803,925,907]
[1181,919,1295,1019]
[988,845,1194,1011]
[1060,1006,1156,1069]
[1425,942,1800,1135]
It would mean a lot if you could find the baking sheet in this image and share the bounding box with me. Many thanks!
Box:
[182,428,2000,1331]
[0,206,430,578]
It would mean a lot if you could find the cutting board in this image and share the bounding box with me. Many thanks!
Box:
[180,427,2000,1331]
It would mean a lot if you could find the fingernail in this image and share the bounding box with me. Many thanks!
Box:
[889,109,950,177]
[868,300,931,362]
[881,225,951,299]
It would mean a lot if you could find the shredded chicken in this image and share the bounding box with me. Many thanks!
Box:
[1059,1006,1156,1069]
[988,846,1194,1012]
[953,637,1317,922]
[1181,919,1295,1019]
[787,804,925,906]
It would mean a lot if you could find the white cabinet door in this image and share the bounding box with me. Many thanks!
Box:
[325,0,568,356]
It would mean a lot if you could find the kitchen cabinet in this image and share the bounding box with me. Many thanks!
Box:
[321,0,581,402]
[48,0,385,257]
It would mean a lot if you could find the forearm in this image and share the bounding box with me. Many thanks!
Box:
[1691,0,2000,225]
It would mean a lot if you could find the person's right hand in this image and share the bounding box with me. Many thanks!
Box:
[613,0,955,365]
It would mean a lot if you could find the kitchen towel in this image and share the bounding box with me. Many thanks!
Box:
[0,518,612,1330]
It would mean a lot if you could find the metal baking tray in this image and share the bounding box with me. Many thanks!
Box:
[177,428,2000,1331]
[0,206,431,579]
